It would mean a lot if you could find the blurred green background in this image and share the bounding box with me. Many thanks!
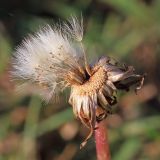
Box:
[0,0,160,160]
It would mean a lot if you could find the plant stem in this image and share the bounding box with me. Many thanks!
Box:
[95,121,111,160]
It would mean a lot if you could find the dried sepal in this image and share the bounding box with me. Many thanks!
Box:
[68,56,144,148]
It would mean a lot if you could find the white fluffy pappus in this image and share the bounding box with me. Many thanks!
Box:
[11,16,85,102]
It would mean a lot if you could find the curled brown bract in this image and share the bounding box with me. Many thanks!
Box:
[67,56,145,148]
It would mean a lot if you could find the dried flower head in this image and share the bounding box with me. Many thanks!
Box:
[11,16,145,148]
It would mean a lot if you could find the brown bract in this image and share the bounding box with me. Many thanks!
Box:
[65,56,144,148]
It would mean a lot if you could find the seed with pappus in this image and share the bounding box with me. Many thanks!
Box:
[11,16,145,148]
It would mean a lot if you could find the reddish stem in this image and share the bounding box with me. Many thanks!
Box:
[95,121,111,160]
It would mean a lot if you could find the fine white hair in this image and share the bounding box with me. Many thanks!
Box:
[11,16,84,102]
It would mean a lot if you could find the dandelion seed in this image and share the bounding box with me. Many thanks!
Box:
[11,16,145,148]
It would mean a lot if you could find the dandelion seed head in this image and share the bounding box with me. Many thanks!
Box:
[11,15,145,148]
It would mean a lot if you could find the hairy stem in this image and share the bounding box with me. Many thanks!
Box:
[95,121,111,160]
